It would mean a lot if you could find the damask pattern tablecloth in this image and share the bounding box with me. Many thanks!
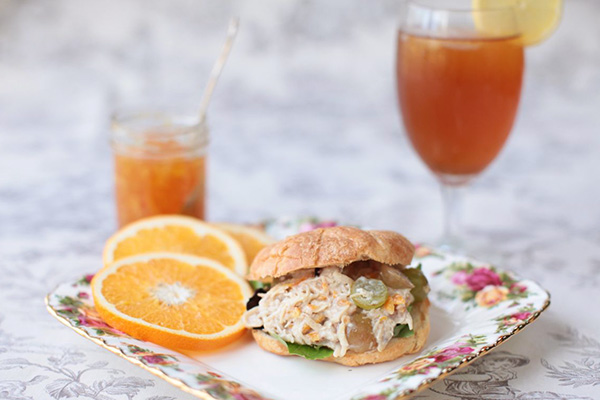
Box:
[1,0,599,399]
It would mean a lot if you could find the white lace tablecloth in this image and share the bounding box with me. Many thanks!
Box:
[1,1,599,399]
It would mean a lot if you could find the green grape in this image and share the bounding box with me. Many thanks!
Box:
[403,266,429,302]
[351,277,389,310]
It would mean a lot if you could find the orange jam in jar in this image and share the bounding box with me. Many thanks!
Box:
[110,112,208,227]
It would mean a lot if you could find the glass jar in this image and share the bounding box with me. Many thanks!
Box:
[110,111,209,227]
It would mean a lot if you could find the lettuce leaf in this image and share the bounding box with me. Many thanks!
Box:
[393,324,414,338]
[403,264,429,302]
[269,333,334,360]
[249,280,270,291]
[286,342,334,360]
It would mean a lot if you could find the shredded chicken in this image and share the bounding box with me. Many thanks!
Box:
[244,266,415,357]
[365,288,413,351]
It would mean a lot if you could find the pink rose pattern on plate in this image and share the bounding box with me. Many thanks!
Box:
[494,304,537,333]
[379,334,486,383]
[299,220,337,232]
[414,244,444,259]
[54,294,123,336]
[435,262,530,308]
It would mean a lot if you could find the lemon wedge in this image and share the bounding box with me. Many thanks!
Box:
[473,0,562,46]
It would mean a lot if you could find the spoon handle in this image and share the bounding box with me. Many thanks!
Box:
[198,17,240,123]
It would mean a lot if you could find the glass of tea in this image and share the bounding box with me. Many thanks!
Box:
[396,1,524,249]
[110,111,208,227]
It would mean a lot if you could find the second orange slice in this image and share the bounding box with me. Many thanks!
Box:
[103,215,247,275]
[213,223,275,266]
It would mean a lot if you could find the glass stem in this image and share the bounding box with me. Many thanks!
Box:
[439,182,467,251]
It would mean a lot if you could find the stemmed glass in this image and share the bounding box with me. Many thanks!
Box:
[396,1,524,250]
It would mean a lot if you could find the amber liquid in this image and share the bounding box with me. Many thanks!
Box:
[114,139,205,227]
[396,33,524,176]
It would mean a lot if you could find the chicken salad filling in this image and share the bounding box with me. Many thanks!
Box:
[243,261,429,358]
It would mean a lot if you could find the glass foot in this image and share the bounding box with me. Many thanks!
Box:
[434,235,466,255]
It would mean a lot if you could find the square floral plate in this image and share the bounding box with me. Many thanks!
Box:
[46,217,550,400]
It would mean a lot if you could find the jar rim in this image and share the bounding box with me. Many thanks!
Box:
[110,110,209,153]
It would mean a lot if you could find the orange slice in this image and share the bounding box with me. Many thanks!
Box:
[103,215,247,275]
[213,223,275,265]
[92,252,252,350]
